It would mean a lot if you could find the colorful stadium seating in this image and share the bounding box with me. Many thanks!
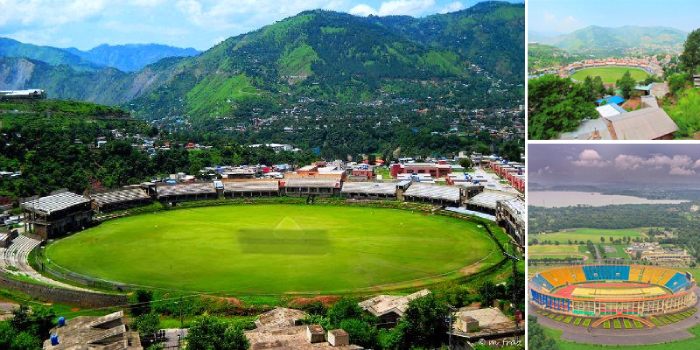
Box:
[531,265,692,293]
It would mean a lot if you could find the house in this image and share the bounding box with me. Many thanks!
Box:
[605,108,677,140]
[358,289,430,327]
[43,310,142,349]
[450,307,523,348]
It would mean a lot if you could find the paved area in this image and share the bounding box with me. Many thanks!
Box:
[0,235,89,291]
[534,288,700,345]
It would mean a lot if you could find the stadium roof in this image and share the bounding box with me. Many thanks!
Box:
[359,289,430,318]
[468,191,517,210]
[284,178,340,188]
[340,182,396,195]
[91,188,150,207]
[157,183,216,198]
[223,180,279,192]
[403,183,461,202]
[22,192,90,215]
[606,108,678,140]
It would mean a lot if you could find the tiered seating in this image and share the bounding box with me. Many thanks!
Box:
[157,183,216,198]
[341,182,397,196]
[541,268,574,287]
[582,265,630,281]
[570,266,586,283]
[531,274,554,291]
[665,272,690,293]
[404,183,461,203]
[629,265,644,282]
[223,181,279,193]
[91,188,151,209]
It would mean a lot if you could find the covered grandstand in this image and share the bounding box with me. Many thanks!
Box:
[530,265,696,320]
[91,187,152,212]
[223,180,280,197]
[156,183,218,202]
[282,178,341,197]
[341,182,397,199]
[403,183,462,206]
[467,191,517,215]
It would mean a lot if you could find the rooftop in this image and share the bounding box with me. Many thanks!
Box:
[340,182,397,195]
[91,188,150,207]
[42,311,142,350]
[22,192,90,215]
[606,107,678,140]
[403,183,461,202]
[468,191,517,210]
[358,289,430,318]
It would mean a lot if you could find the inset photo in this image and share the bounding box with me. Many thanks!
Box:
[528,0,700,140]
[528,143,700,349]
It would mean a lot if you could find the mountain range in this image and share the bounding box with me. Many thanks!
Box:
[533,25,687,56]
[0,1,524,121]
[0,37,199,72]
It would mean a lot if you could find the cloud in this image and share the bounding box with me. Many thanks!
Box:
[439,1,464,14]
[0,0,106,27]
[615,154,696,176]
[349,0,436,17]
[535,165,552,176]
[669,167,696,176]
[572,149,609,168]
[128,0,166,6]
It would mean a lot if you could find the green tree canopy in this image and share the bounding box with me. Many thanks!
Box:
[681,28,700,73]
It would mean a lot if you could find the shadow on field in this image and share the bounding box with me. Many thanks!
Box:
[237,229,332,255]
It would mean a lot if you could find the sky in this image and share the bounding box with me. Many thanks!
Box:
[529,144,700,185]
[529,0,700,36]
[0,0,519,51]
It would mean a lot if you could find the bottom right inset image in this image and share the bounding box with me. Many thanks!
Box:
[527,143,700,350]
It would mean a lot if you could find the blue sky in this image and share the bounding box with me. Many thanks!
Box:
[529,0,700,36]
[0,0,519,51]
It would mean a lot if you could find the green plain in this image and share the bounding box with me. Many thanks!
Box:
[44,204,496,294]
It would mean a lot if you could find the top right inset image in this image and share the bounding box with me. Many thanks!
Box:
[528,0,700,140]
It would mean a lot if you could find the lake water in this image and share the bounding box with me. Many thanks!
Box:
[529,191,689,208]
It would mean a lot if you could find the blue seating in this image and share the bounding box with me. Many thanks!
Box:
[532,274,554,290]
[665,273,689,293]
[582,265,630,281]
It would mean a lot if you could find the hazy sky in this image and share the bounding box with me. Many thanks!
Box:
[529,144,700,184]
[0,0,520,51]
[529,0,700,36]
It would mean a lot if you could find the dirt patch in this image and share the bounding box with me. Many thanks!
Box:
[622,97,640,110]
[460,262,482,275]
[288,295,340,308]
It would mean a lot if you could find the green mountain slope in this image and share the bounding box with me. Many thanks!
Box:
[528,43,584,70]
[542,25,687,56]
[0,2,524,121]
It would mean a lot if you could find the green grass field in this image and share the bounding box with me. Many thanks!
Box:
[530,228,646,244]
[528,244,591,260]
[44,204,497,294]
[571,66,649,84]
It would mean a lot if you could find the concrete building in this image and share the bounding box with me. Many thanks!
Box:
[496,198,525,248]
[156,182,218,203]
[222,180,280,197]
[450,307,523,349]
[282,178,342,197]
[403,183,462,206]
[626,242,694,266]
[91,187,152,213]
[358,289,430,327]
[22,192,92,239]
[390,162,451,179]
[246,308,363,349]
[43,310,142,349]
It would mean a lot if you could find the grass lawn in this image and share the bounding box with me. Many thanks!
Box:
[44,204,497,294]
[582,319,591,327]
[544,323,700,350]
[530,228,646,245]
[571,66,649,85]
[528,244,592,261]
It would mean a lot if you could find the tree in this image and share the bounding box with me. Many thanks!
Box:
[395,294,448,349]
[10,331,41,350]
[478,281,498,307]
[528,316,559,350]
[327,298,364,328]
[616,71,636,99]
[339,318,377,348]
[668,73,691,96]
[133,313,160,336]
[458,157,472,171]
[528,75,597,140]
[131,290,154,317]
[681,28,700,73]
[186,315,249,350]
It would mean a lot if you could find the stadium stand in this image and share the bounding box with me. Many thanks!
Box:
[91,188,152,212]
[21,192,93,239]
[403,183,461,205]
[340,182,397,199]
[283,178,341,197]
[466,191,517,214]
[156,183,218,202]
[223,180,280,197]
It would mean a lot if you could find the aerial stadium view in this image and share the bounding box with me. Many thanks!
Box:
[528,0,700,140]
[528,144,700,350]
[0,1,526,349]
